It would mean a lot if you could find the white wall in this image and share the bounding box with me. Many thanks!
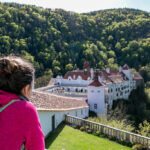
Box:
[55,78,91,86]
[38,107,89,136]
[122,69,132,80]
[88,86,106,115]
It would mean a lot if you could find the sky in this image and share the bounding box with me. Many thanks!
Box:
[0,0,150,13]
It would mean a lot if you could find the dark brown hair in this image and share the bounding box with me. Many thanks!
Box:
[0,56,34,94]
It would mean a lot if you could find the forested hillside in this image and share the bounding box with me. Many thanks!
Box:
[0,3,150,84]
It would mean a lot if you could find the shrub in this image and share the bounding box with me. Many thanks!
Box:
[118,140,127,146]
[87,129,92,134]
[92,131,100,136]
[92,131,97,136]
[80,126,85,131]
[72,125,80,129]
[99,133,107,138]
[67,122,71,126]
[132,144,147,150]
[108,135,116,141]
[76,125,80,129]
[137,120,150,137]
[72,125,77,129]
[88,116,135,132]
[85,125,90,131]
[95,131,100,136]
[126,142,133,147]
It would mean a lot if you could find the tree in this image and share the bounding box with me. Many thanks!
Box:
[65,63,73,72]
[21,50,34,63]
[115,42,121,51]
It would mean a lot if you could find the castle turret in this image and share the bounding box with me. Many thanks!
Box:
[84,61,90,74]
[87,71,107,115]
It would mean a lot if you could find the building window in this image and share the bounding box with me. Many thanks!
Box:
[111,89,113,92]
[94,104,97,109]
[97,90,100,93]
[81,109,83,115]
[76,111,77,116]
[68,77,72,80]
[91,90,94,93]
[116,93,118,97]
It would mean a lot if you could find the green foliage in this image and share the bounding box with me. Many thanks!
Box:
[65,63,73,72]
[140,64,150,84]
[35,75,51,88]
[132,144,147,150]
[21,50,34,63]
[87,129,92,133]
[128,87,150,124]
[111,86,150,127]
[80,126,85,131]
[92,130,100,136]
[72,125,77,129]
[137,120,150,137]
[1,3,150,86]
[88,116,135,132]
[35,69,53,88]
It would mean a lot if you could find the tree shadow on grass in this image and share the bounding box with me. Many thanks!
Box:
[45,123,66,149]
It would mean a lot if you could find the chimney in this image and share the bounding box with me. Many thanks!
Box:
[73,75,76,79]
[119,66,122,72]
[90,68,94,79]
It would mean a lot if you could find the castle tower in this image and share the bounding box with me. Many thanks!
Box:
[83,61,90,74]
[122,64,132,80]
[87,71,107,115]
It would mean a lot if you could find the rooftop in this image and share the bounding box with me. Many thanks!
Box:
[89,80,104,87]
[64,69,129,84]
[30,90,88,111]
[122,64,130,70]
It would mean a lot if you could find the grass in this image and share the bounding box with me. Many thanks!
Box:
[45,123,132,150]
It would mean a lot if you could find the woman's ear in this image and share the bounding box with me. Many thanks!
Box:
[21,84,31,98]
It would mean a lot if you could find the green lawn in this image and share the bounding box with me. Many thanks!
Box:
[45,124,132,150]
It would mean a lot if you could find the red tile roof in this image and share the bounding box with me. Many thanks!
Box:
[30,91,88,111]
[63,64,140,84]
[64,69,128,84]
[84,61,90,68]
[89,80,104,87]
[64,70,91,80]
[133,72,143,80]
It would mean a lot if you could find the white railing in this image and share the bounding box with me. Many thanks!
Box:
[65,115,150,148]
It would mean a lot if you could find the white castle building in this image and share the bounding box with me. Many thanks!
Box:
[44,61,143,116]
